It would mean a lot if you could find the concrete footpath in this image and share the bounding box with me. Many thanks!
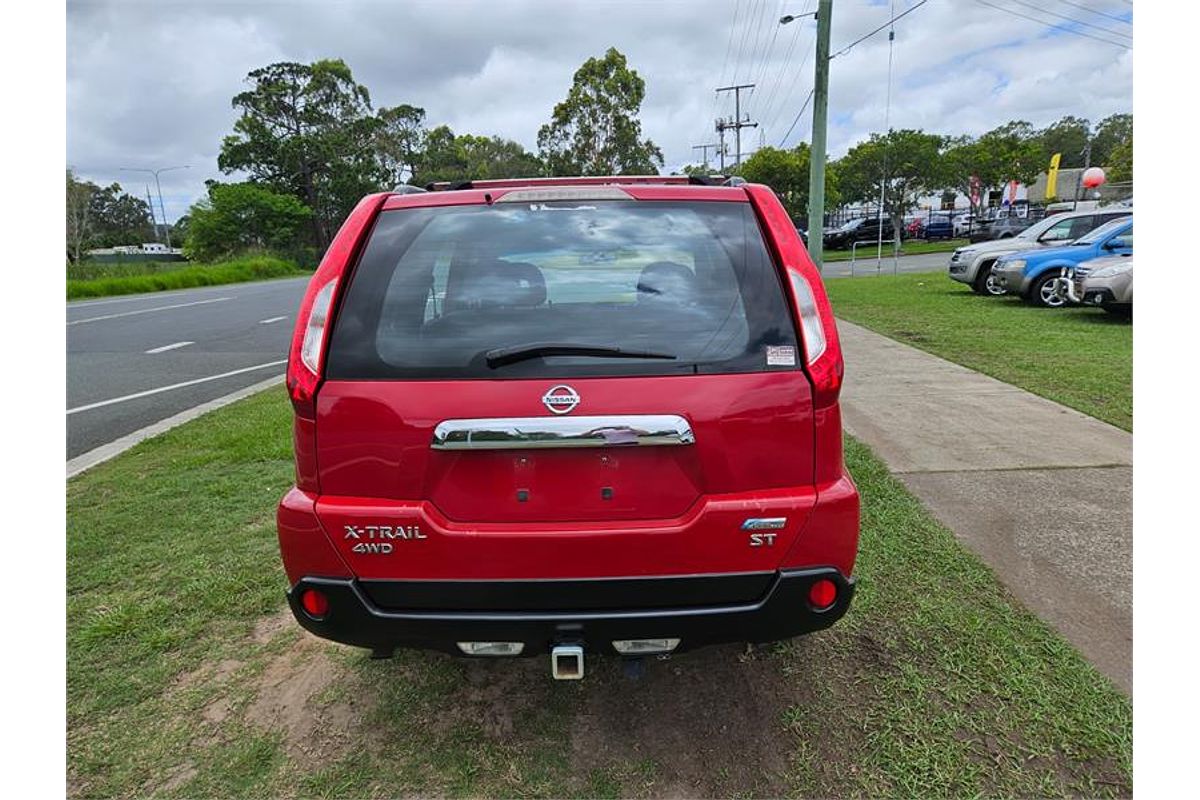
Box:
[836,320,1132,695]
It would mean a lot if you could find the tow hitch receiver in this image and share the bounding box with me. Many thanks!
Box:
[551,645,584,680]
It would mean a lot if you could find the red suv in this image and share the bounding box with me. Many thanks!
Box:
[277,176,859,679]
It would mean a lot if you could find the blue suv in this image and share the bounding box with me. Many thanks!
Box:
[992,216,1132,307]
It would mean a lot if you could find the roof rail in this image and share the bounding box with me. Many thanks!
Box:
[391,184,428,194]
[422,175,735,192]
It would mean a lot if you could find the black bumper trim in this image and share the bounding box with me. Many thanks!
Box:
[358,571,776,612]
[286,568,855,657]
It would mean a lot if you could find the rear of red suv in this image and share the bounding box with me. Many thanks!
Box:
[277,176,858,678]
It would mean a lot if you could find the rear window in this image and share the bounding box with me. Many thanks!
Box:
[326,200,799,380]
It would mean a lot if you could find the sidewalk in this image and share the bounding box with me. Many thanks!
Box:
[836,319,1132,695]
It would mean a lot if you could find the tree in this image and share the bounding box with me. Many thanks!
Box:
[835,129,946,230]
[411,125,544,185]
[1106,135,1132,183]
[374,104,427,186]
[218,59,385,246]
[739,144,810,219]
[184,182,313,262]
[1036,115,1091,167]
[942,122,1042,211]
[1091,113,1132,171]
[66,169,96,264]
[537,48,663,176]
[89,182,156,247]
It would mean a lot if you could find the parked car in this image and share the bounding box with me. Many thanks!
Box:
[948,208,1133,296]
[992,217,1132,307]
[923,215,953,240]
[1063,255,1133,315]
[952,212,977,238]
[970,215,1033,243]
[276,176,860,678]
[823,216,898,249]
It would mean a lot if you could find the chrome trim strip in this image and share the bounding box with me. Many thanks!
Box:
[431,414,695,450]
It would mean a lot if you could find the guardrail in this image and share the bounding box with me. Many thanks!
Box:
[849,238,900,276]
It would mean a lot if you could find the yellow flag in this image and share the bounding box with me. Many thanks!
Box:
[1045,153,1062,200]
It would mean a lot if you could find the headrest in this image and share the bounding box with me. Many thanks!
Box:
[636,261,696,304]
[445,259,547,313]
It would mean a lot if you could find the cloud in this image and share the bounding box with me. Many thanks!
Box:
[66,0,1132,220]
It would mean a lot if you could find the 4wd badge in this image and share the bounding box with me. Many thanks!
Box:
[344,524,425,554]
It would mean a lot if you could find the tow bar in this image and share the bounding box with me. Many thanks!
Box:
[551,644,584,680]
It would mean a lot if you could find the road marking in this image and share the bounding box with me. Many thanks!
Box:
[67,375,285,478]
[259,315,287,324]
[145,341,194,354]
[68,297,230,326]
[66,360,288,415]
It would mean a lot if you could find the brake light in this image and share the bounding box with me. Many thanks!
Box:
[300,279,337,373]
[788,273,827,362]
[742,183,845,409]
[286,192,391,419]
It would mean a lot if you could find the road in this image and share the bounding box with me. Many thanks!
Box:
[67,276,310,458]
[65,252,952,460]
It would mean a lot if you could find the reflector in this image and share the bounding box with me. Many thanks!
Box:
[300,588,329,618]
[808,579,837,610]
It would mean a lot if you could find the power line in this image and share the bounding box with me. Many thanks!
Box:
[778,87,815,148]
[1054,0,1133,26]
[744,0,773,94]
[974,0,1131,49]
[830,0,929,60]
[764,14,818,137]
[731,0,760,84]
[756,0,813,134]
[749,0,789,116]
[707,0,742,143]
[1008,0,1132,39]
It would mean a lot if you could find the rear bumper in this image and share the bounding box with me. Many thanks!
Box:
[286,567,855,657]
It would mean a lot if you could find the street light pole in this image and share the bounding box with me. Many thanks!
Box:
[120,165,190,249]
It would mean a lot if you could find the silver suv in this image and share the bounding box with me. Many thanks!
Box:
[948,208,1132,295]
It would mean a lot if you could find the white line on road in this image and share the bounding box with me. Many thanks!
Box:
[67,375,285,478]
[68,297,230,326]
[259,316,287,324]
[145,341,194,354]
[66,360,288,415]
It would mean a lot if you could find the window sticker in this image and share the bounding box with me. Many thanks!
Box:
[766,345,796,366]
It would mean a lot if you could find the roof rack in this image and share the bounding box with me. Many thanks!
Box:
[419,175,749,192]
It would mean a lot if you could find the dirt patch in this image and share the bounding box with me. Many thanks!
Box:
[251,607,295,644]
[244,635,367,766]
[569,644,805,798]
[172,657,243,693]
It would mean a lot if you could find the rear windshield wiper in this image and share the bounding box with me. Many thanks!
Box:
[484,342,677,369]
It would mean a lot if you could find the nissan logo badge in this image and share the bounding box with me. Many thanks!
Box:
[542,384,580,415]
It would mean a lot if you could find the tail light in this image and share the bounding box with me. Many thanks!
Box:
[743,184,845,409]
[286,193,391,419]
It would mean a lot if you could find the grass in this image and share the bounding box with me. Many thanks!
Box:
[66,388,1132,798]
[66,255,308,299]
[825,270,1133,430]
[822,238,966,262]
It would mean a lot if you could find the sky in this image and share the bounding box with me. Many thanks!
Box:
[66,0,1133,224]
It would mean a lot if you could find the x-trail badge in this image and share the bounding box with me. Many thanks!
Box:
[542,384,580,414]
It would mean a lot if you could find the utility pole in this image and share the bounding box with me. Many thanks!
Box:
[145,186,160,243]
[715,120,729,172]
[807,0,833,270]
[715,83,757,169]
[120,165,190,249]
[692,143,719,172]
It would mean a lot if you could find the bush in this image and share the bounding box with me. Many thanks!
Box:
[67,255,307,299]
